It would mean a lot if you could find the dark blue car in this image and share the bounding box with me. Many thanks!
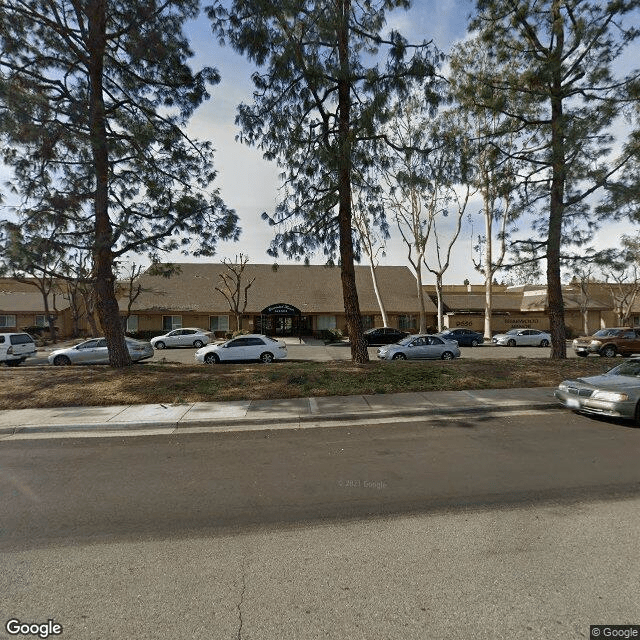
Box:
[438,328,485,347]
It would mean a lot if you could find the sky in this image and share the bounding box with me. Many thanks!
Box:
[1,1,638,285]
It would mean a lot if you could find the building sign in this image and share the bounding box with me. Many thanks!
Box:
[504,317,540,326]
[261,303,301,316]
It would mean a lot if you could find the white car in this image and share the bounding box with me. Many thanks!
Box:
[195,334,287,364]
[0,332,37,367]
[150,328,212,349]
[49,337,154,365]
[491,328,551,347]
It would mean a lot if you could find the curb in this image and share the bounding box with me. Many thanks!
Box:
[0,401,560,436]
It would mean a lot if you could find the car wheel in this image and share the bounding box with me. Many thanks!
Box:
[507,339,516,347]
[471,339,479,347]
[204,353,219,364]
[53,355,71,366]
[540,339,549,347]
[5,360,21,367]
[441,351,455,360]
[155,341,166,350]
[193,340,204,348]
[260,352,274,363]
[576,352,588,357]
[392,353,406,360]
[600,346,617,358]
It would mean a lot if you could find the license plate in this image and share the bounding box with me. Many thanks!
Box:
[566,398,580,409]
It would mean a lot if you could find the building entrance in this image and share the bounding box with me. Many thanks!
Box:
[257,304,308,337]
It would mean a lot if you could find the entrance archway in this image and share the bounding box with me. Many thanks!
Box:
[258,303,306,337]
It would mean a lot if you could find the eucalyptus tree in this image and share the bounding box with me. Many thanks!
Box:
[208,0,442,362]
[0,0,237,367]
[467,0,640,358]
[450,38,520,340]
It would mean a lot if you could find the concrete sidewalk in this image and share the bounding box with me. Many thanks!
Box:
[0,387,559,437]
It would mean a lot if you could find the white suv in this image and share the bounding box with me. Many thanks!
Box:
[0,332,37,366]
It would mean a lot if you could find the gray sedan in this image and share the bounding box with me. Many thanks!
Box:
[555,359,640,425]
[49,338,154,365]
[377,334,461,361]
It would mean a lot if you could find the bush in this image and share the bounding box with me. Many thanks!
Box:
[564,326,576,339]
[319,328,343,343]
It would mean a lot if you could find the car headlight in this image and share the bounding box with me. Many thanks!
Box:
[591,390,629,402]
[558,383,569,392]
[590,340,602,347]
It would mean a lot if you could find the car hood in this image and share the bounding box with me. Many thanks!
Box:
[569,374,640,391]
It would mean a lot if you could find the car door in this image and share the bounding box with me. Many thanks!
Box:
[517,330,532,346]
[178,329,197,347]
[407,336,429,359]
[163,330,181,347]
[221,337,250,361]
[245,337,267,360]
[73,339,101,363]
[425,336,447,358]
[94,338,110,363]
[633,330,640,354]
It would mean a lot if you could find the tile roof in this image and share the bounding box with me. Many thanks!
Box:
[124,263,436,314]
[440,293,523,312]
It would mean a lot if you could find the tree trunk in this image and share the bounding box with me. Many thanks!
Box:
[547,17,567,359]
[483,208,493,340]
[435,274,444,332]
[87,0,130,367]
[415,263,427,333]
[337,0,367,363]
[40,286,57,344]
[369,263,389,327]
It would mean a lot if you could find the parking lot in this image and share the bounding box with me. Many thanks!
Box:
[20,338,582,366]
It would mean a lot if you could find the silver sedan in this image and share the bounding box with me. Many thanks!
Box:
[377,334,461,361]
[48,338,154,365]
[492,328,551,347]
[555,359,640,425]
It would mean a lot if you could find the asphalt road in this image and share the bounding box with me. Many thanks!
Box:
[2,410,639,550]
[2,411,640,639]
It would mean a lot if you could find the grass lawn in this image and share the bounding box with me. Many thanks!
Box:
[0,357,614,409]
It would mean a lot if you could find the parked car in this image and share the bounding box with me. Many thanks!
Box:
[438,328,484,347]
[555,359,640,425]
[150,328,212,350]
[363,327,409,345]
[491,328,551,347]
[0,332,37,367]
[572,327,640,358]
[195,334,287,364]
[377,334,461,361]
[48,337,154,365]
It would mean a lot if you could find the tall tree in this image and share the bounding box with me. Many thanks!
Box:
[468,0,640,358]
[208,0,441,363]
[450,38,520,340]
[0,0,238,367]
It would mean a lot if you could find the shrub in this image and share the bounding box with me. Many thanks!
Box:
[126,329,167,341]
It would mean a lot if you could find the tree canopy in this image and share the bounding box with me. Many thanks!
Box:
[0,0,238,365]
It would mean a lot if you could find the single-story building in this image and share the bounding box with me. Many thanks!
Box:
[122,263,438,337]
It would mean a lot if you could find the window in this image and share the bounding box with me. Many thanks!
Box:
[210,316,229,332]
[0,315,16,328]
[126,315,138,333]
[316,315,336,330]
[9,334,34,345]
[361,315,374,330]
[398,315,416,331]
[163,315,182,331]
[35,315,47,327]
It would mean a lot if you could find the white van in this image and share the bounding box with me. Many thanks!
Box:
[0,332,37,366]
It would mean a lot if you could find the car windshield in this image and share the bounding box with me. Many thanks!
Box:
[606,361,640,378]
[593,329,622,338]
[397,337,414,346]
[505,329,520,335]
